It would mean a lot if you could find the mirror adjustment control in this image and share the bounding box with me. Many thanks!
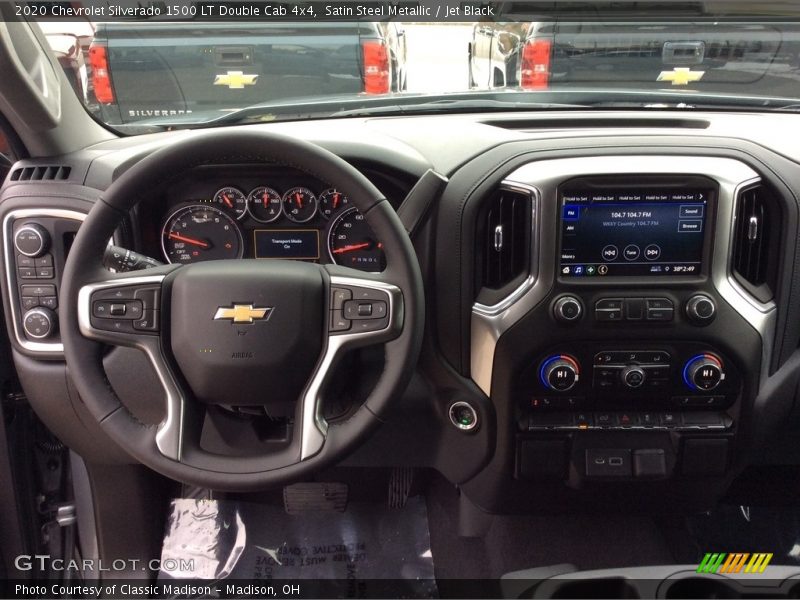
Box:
[540,355,580,392]
[14,223,50,258]
[22,307,56,339]
[686,294,716,325]
[683,353,725,391]
[553,295,583,323]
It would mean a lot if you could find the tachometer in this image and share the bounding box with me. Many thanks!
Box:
[319,188,350,220]
[161,205,244,264]
[213,186,248,220]
[328,207,385,272]
[248,186,282,223]
[282,186,318,223]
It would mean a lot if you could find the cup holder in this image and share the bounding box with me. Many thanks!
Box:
[663,577,740,599]
[550,578,640,599]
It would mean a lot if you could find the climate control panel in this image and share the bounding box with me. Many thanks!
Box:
[525,344,738,415]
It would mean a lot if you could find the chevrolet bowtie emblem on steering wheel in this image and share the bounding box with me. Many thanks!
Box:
[213,304,273,324]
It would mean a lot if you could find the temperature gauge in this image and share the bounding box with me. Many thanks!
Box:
[248,186,282,223]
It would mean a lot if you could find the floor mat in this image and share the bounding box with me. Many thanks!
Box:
[158,496,437,597]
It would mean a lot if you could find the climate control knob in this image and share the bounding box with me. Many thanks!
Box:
[683,354,725,391]
[686,294,716,325]
[621,365,646,389]
[540,355,580,392]
[553,295,583,323]
[22,307,56,339]
[14,223,50,258]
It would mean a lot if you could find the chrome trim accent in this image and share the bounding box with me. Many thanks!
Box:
[471,156,776,397]
[21,307,55,339]
[299,274,403,461]
[77,274,184,461]
[14,223,48,257]
[3,209,87,353]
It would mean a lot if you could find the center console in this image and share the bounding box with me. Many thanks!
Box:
[468,155,774,511]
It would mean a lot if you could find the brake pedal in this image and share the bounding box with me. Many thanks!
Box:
[283,482,348,514]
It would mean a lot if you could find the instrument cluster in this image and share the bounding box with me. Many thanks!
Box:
[150,170,386,272]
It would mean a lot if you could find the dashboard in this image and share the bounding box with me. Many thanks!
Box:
[4,110,800,517]
[136,165,390,272]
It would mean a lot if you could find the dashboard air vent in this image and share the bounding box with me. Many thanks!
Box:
[732,184,779,303]
[478,187,531,294]
[10,165,71,182]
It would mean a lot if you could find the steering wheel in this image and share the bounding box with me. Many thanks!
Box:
[60,130,424,490]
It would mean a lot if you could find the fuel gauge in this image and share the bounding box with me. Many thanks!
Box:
[319,188,349,219]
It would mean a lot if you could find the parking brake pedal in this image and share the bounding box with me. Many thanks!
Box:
[283,482,348,514]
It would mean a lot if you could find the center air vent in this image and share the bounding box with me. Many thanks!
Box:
[9,165,71,182]
[476,187,531,297]
[732,183,779,303]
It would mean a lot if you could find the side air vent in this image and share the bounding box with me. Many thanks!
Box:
[10,165,72,182]
[732,184,779,303]
[476,187,531,301]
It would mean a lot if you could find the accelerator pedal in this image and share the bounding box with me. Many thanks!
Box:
[283,482,348,515]
[388,467,414,508]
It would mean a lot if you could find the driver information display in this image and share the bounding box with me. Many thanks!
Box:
[559,190,709,277]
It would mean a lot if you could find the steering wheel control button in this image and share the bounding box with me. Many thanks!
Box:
[330,285,392,335]
[553,295,583,323]
[449,401,478,431]
[23,307,56,339]
[133,310,159,332]
[621,365,646,389]
[330,311,350,332]
[330,287,352,310]
[14,223,50,258]
[90,285,161,335]
[683,354,725,391]
[540,355,580,392]
[686,294,717,325]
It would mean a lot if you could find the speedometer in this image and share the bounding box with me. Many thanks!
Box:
[327,207,385,272]
[161,205,244,264]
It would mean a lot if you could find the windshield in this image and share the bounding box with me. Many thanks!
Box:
[33,1,800,132]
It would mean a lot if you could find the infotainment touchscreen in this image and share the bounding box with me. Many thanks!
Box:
[559,189,709,277]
